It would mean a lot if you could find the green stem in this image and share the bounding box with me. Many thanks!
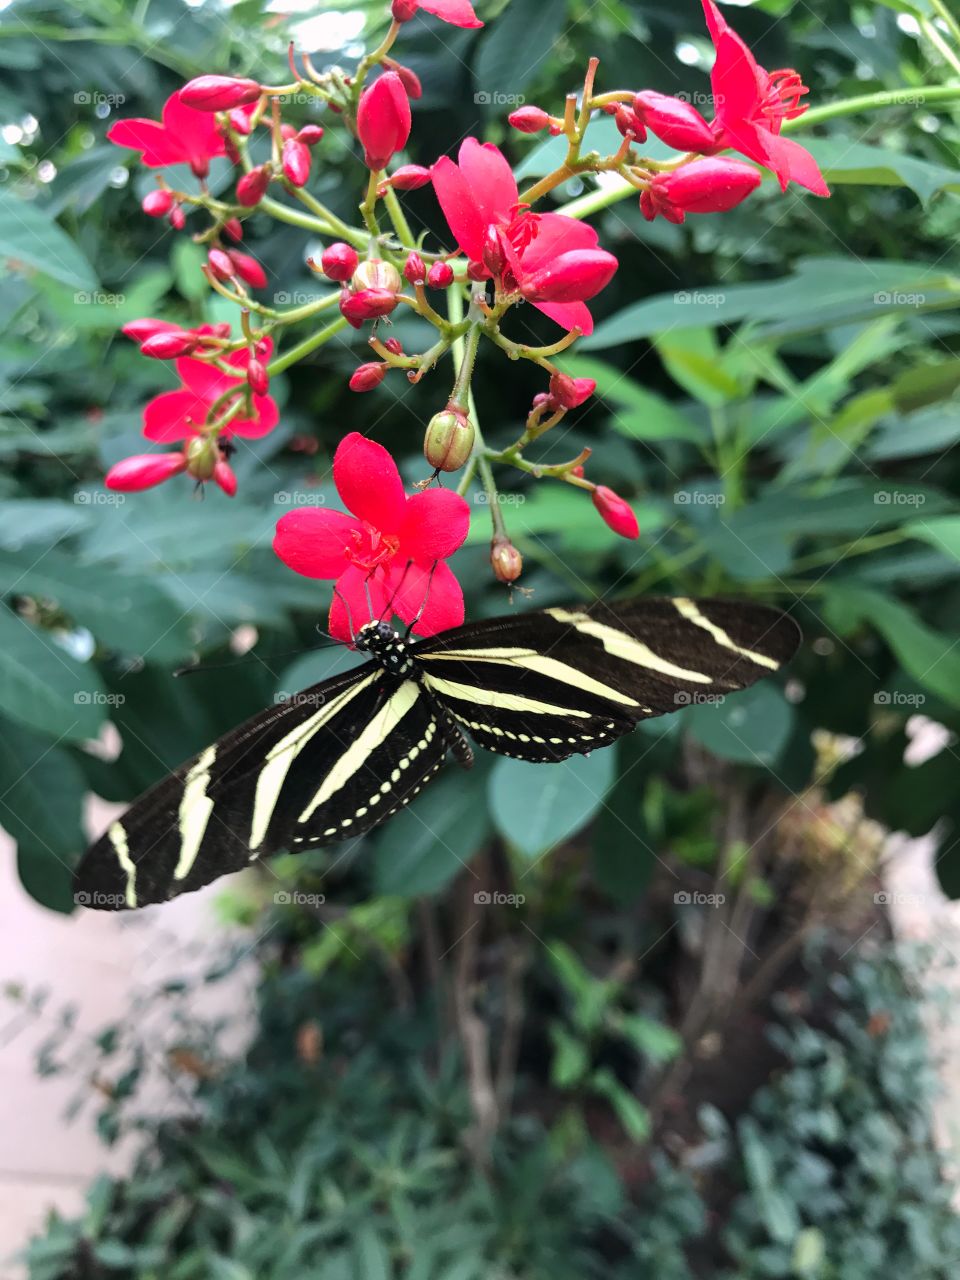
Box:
[930,0,960,49]
[278,183,364,244]
[790,529,911,573]
[361,169,382,237]
[780,83,960,130]
[382,185,415,247]
[919,16,960,77]
[267,316,349,376]
[450,322,482,411]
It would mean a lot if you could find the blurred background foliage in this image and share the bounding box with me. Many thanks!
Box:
[2,0,960,1273]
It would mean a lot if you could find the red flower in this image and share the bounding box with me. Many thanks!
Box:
[641,157,761,223]
[392,0,482,28]
[107,90,226,179]
[592,485,639,540]
[179,76,262,112]
[431,139,618,336]
[273,433,470,642]
[357,72,412,171]
[105,453,187,492]
[702,0,828,196]
[143,341,279,443]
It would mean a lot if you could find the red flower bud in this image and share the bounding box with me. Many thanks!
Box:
[549,372,596,409]
[297,124,325,146]
[349,362,388,392]
[247,358,269,395]
[169,205,186,231]
[467,261,490,282]
[236,165,271,207]
[640,157,761,224]
[508,105,552,134]
[404,251,426,285]
[228,250,267,289]
[340,288,398,327]
[424,408,475,472]
[520,248,619,304]
[227,105,256,135]
[352,259,402,293]
[213,458,238,497]
[321,242,359,281]
[481,226,507,277]
[383,337,404,355]
[390,164,432,190]
[614,105,646,141]
[180,75,262,111]
[427,260,454,289]
[491,536,523,583]
[140,329,199,359]
[357,71,411,171]
[385,59,423,100]
[223,217,243,242]
[141,189,174,217]
[207,247,234,280]
[392,0,418,20]
[105,452,187,492]
[122,317,177,343]
[280,123,297,141]
[282,137,311,187]
[592,485,639,540]
[631,91,717,154]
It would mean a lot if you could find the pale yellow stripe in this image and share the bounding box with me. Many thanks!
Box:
[424,673,591,717]
[173,745,217,882]
[108,821,137,909]
[420,648,641,708]
[673,597,779,671]
[547,608,713,684]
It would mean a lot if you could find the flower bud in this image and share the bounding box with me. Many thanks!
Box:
[340,288,398,327]
[140,329,199,359]
[169,205,186,230]
[392,0,418,22]
[349,362,388,392]
[297,124,325,146]
[282,136,311,187]
[105,452,187,492]
[207,247,235,280]
[236,164,271,207]
[520,248,618,304]
[141,189,174,217]
[247,359,269,395]
[592,484,639,539]
[549,372,596,409]
[280,123,297,141]
[467,261,490,282]
[640,157,761,223]
[383,337,404,355]
[404,251,426,285]
[426,260,454,289]
[631,91,717,154]
[213,458,238,496]
[223,217,243,242]
[491,536,523,583]
[481,226,507,277]
[508,105,552,134]
[424,408,474,472]
[614,105,646,141]
[180,75,262,111]
[356,71,411,171]
[185,435,219,482]
[386,60,422,100]
[122,317,178,343]
[227,105,256,135]
[352,258,402,294]
[390,164,432,190]
[320,241,359,281]
[228,250,267,289]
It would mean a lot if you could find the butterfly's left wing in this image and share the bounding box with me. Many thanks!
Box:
[413,596,800,763]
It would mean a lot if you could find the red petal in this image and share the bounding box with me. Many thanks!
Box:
[175,355,232,398]
[763,132,831,195]
[456,138,518,234]
[106,118,184,167]
[105,452,186,491]
[389,561,464,637]
[143,389,207,442]
[532,300,594,336]
[398,489,471,561]
[273,508,358,579]
[701,0,731,44]
[230,394,280,439]
[333,433,406,530]
[711,30,763,123]
[161,90,226,172]
[417,0,483,27]
[327,564,390,642]
[519,211,598,273]
[432,154,485,260]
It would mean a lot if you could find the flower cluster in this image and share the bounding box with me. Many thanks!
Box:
[101,0,827,637]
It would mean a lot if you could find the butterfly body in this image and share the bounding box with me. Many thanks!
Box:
[76,597,800,911]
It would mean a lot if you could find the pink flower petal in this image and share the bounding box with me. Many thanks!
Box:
[142,389,208,442]
[456,138,518,233]
[333,433,406,531]
[388,560,464,637]
[161,90,225,172]
[519,212,599,273]
[711,31,763,124]
[230,394,280,439]
[531,299,594,336]
[328,564,390,642]
[398,489,471,561]
[106,118,185,167]
[273,508,359,579]
[432,154,485,260]
[417,0,483,28]
[763,131,830,195]
[175,355,234,398]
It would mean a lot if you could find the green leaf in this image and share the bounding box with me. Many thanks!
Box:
[0,191,98,290]
[0,608,105,740]
[806,136,960,206]
[0,499,91,549]
[474,0,566,101]
[687,684,793,767]
[559,355,703,442]
[488,752,615,857]
[906,516,960,562]
[654,329,742,406]
[371,767,491,897]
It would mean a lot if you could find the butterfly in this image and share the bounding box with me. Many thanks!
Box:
[74,597,800,910]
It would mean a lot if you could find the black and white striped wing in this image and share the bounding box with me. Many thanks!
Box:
[414,596,799,763]
[76,669,447,911]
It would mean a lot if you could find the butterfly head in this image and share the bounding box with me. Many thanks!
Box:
[354,619,415,675]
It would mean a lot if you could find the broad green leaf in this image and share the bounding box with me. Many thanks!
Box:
[0,499,91,549]
[906,516,960,562]
[559,355,703,442]
[866,404,960,461]
[654,329,742,406]
[687,683,793,767]
[475,0,568,102]
[371,767,491,896]
[488,751,615,857]
[0,608,105,740]
[0,191,98,290]
[806,136,960,206]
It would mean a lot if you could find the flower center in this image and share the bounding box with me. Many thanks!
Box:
[346,522,400,572]
[759,69,808,129]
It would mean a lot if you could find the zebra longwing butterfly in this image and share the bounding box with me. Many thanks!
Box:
[75,597,800,910]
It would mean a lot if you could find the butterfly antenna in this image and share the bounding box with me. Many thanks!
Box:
[381,559,413,623]
[405,560,438,638]
[332,583,357,642]
[362,573,376,626]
